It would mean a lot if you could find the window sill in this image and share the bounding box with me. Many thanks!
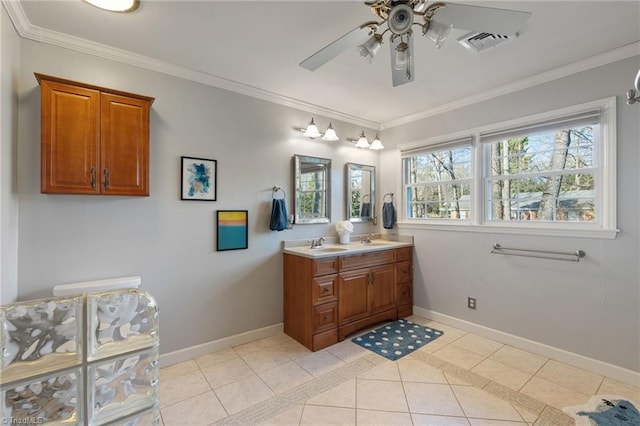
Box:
[396,221,619,240]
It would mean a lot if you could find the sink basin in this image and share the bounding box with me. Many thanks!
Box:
[311,247,349,253]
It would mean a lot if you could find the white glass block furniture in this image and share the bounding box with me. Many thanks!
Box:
[1,289,159,425]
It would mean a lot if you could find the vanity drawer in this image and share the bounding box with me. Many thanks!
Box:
[312,275,338,306]
[397,282,412,306]
[339,250,396,271]
[396,247,412,261]
[396,261,412,284]
[312,257,339,276]
[313,302,338,334]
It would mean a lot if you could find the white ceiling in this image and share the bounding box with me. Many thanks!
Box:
[12,0,640,127]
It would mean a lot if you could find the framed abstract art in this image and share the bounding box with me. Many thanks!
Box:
[216,210,248,251]
[181,156,217,201]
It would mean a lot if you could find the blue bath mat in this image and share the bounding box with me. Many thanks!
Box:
[351,319,444,361]
[564,395,640,425]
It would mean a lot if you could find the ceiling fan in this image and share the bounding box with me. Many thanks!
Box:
[299,0,532,87]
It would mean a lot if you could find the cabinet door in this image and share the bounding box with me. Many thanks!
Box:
[370,264,396,314]
[41,80,100,194]
[338,269,370,325]
[100,93,150,196]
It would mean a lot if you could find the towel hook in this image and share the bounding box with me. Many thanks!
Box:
[272,186,286,200]
[362,194,370,202]
[383,192,394,202]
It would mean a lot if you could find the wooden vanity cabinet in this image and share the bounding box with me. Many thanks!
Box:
[337,252,398,341]
[284,246,413,351]
[284,254,339,351]
[396,247,414,318]
[36,73,154,196]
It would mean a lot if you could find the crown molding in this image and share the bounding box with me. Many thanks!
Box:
[381,42,640,130]
[4,0,637,132]
[1,0,379,130]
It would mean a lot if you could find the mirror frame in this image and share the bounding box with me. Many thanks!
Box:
[293,155,332,224]
[346,162,375,223]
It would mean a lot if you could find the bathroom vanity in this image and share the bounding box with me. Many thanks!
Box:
[283,239,413,351]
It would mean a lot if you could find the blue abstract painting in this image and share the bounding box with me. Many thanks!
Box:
[181,157,217,201]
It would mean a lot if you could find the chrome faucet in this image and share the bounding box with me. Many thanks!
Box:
[361,233,374,244]
[310,237,326,249]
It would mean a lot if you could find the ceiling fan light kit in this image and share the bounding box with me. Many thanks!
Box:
[300,0,532,87]
[358,34,384,63]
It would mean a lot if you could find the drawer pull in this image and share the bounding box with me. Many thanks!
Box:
[323,315,329,321]
[322,288,330,293]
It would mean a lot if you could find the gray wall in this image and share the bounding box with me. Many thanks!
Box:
[380,56,640,372]
[6,7,639,373]
[15,39,378,354]
[1,5,20,305]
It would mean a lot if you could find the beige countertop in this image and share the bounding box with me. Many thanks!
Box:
[283,235,413,259]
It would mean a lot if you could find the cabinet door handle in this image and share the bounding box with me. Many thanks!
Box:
[103,168,110,190]
[323,315,329,321]
[90,167,96,188]
[322,287,330,293]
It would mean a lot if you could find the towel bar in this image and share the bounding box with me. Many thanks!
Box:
[491,243,585,262]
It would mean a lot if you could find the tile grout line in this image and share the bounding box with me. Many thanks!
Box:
[413,350,577,424]
[214,353,383,425]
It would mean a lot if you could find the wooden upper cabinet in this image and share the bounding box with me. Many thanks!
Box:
[36,73,154,196]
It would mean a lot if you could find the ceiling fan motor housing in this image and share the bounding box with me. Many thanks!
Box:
[388,3,414,34]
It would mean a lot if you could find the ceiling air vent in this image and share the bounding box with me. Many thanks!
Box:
[458,31,518,53]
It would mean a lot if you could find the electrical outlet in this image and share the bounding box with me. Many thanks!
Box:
[468,297,477,310]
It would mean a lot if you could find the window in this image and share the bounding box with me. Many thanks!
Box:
[399,98,616,238]
[483,110,599,224]
[403,139,472,220]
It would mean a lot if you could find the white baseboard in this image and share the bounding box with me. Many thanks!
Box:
[159,323,284,368]
[413,306,640,388]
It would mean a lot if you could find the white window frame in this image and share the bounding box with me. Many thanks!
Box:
[398,97,617,239]
[402,138,473,222]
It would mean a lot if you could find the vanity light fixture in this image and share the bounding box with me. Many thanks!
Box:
[322,123,340,141]
[369,134,384,150]
[626,68,640,105]
[83,0,140,12]
[354,131,370,148]
[297,118,340,141]
[349,131,384,150]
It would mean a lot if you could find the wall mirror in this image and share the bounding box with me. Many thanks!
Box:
[346,163,375,222]
[293,155,331,224]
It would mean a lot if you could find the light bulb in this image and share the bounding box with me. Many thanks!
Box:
[83,0,139,12]
[423,21,452,49]
[322,123,339,141]
[394,42,409,71]
[370,134,384,150]
[358,34,383,63]
[303,118,321,139]
[355,131,370,148]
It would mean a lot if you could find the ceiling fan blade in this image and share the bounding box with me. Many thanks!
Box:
[300,25,371,71]
[390,35,414,87]
[432,2,531,35]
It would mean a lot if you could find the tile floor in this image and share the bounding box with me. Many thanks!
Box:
[158,315,639,425]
